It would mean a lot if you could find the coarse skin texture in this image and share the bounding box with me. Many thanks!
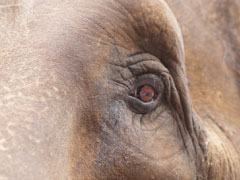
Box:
[0,0,240,180]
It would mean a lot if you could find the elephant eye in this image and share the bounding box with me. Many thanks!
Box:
[126,74,164,114]
[130,84,157,103]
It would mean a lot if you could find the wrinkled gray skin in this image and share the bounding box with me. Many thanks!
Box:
[0,0,240,179]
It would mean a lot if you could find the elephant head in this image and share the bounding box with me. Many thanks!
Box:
[0,0,240,179]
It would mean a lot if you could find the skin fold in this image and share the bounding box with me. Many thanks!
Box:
[0,0,239,179]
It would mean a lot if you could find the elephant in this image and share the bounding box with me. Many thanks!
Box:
[0,0,240,179]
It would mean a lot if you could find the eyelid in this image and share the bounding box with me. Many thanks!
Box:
[131,73,164,94]
[128,60,169,76]
[127,95,160,114]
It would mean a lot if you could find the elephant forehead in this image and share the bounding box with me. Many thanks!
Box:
[1,0,184,73]
[0,0,184,84]
[78,0,184,63]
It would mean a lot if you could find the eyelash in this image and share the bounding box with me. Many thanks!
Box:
[129,73,164,90]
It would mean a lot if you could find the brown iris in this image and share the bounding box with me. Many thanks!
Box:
[131,85,156,102]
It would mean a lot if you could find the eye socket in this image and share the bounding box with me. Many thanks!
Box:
[130,84,158,103]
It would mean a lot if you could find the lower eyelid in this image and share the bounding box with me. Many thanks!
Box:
[127,95,160,114]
